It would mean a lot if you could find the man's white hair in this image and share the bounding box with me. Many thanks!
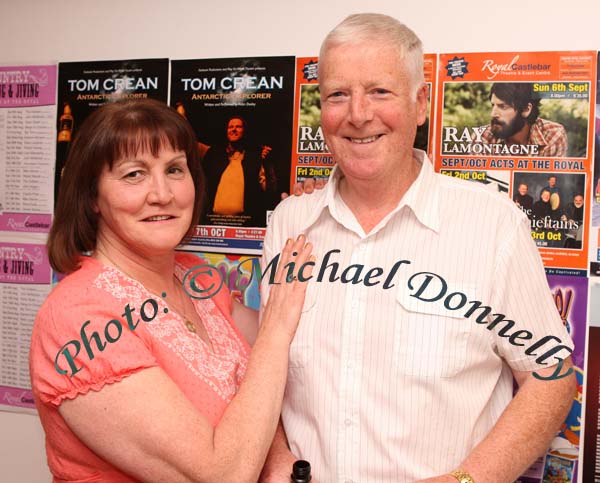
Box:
[319,13,424,98]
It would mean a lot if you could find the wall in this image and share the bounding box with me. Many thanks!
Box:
[1,0,598,480]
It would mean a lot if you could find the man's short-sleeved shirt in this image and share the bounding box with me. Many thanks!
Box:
[261,150,573,483]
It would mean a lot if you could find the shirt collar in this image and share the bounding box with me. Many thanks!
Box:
[297,149,440,234]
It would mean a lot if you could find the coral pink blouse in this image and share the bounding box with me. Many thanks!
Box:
[29,253,250,482]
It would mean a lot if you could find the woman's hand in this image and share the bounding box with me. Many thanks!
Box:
[260,234,314,342]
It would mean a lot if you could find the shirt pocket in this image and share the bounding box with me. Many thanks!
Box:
[393,280,475,378]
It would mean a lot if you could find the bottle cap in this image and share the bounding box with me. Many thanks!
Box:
[291,459,311,483]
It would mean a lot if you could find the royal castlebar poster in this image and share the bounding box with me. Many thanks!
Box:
[0,65,57,412]
[171,56,295,254]
[290,54,437,187]
[434,51,597,272]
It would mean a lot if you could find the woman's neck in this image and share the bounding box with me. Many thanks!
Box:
[93,238,178,297]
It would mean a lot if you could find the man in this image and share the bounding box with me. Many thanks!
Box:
[562,193,584,248]
[513,182,533,217]
[203,116,277,226]
[544,175,563,198]
[260,14,575,483]
[479,83,568,157]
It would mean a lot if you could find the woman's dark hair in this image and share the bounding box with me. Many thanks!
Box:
[48,98,205,274]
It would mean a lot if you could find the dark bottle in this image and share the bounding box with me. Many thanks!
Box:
[291,460,311,483]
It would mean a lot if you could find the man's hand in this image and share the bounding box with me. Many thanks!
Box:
[261,145,273,159]
[281,177,328,199]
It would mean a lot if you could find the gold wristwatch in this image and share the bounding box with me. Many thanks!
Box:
[449,469,475,483]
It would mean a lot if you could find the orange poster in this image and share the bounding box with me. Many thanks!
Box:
[435,51,597,271]
[290,54,438,187]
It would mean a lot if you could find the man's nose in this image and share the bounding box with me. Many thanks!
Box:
[349,93,373,126]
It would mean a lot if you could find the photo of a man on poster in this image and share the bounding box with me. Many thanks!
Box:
[202,115,278,227]
[479,83,568,157]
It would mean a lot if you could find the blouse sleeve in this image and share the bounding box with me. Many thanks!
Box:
[30,285,159,407]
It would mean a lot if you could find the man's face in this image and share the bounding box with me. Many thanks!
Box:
[319,40,427,182]
[489,94,527,139]
[227,118,245,143]
[548,177,557,188]
[541,190,551,202]
[518,184,528,196]
[574,195,584,208]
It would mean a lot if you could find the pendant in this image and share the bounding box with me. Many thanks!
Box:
[184,320,197,333]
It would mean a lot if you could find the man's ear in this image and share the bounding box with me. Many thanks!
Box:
[416,83,428,126]
[521,102,533,119]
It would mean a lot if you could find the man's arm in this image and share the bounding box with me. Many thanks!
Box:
[416,358,576,483]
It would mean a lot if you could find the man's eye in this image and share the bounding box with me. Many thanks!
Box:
[373,88,389,95]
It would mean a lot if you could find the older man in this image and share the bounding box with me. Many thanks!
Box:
[260,14,575,483]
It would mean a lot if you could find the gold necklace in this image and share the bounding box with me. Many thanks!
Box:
[167,281,198,334]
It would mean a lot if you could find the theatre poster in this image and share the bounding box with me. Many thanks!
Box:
[55,58,169,205]
[0,65,57,413]
[289,54,437,187]
[171,56,295,254]
[434,51,597,272]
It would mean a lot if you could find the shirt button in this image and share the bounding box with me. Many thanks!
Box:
[359,244,366,251]
[344,418,352,426]
[351,300,359,309]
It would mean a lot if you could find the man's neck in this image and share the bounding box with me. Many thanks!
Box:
[338,155,421,234]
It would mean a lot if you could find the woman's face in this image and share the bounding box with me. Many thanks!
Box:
[541,190,550,202]
[94,146,195,258]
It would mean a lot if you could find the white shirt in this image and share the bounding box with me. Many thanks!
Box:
[261,150,573,483]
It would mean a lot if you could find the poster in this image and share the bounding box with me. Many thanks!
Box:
[289,54,438,186]
[0,242,52,412]
[518,274,587,483]
[582,282,600,482]
[55,58,169,203]
[178,250,261,310]
[0,65,56,233]
[0,65,56,413]
[435,51,597,271]
[290,57,333,186]
[171,56,295,253]
[590,52,600,277]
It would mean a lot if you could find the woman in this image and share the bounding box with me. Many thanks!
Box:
[29,99,312,482]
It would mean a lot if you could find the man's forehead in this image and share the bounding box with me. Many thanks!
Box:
[320,43,409,82]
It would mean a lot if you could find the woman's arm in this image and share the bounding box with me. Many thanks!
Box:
[59,235,312,483]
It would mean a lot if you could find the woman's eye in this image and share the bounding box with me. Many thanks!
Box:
[124,170,143,179]
[168,165,186,176]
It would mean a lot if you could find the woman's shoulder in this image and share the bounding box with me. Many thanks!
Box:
[40,257,105,309]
